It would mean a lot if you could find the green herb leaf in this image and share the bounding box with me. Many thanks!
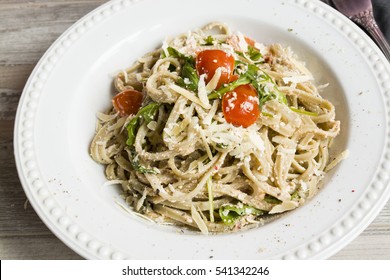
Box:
[276,89,288,105]
[126,117,140,147]
[264,194,282,205]
[203,35,214,46]
[129,149,159,174]
[207,60,288,109]
[181,62,199,91]
[208,64,258,100]
[208,76,251,100]
[261,112,274,118]
[247,46,262,61]
[126,103,160,147]
[290,107,318,116]
[216,143,229,149]
[291,189,300,201]
[165,47,198,91]
[219,204,264,225]
[166,47,195,65]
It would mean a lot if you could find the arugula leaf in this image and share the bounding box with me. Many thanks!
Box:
[207,75,251,100]
[126,117,140,147]
[129,149,159,174]
[261,112,274,118]
[181,62,199,91]
[166,46,195,65]
[236,47,262,62]
[235,51,245,59]
[276,89,288,105]
[234,60,245,67]
[164,47,199,91]
[247,46,262,61]
[250,80,275,107]
[250,70,287,107]
[208,64,258,100]
[126,103,160,147]
[290,107,318,116]
[219,204,264,225]
[207,63,286,108]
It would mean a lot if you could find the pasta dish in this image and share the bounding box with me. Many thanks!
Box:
[90,22,342,233]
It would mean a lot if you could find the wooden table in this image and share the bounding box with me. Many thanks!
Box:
[1,0,389,260]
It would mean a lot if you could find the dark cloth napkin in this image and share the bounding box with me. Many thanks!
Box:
[372,0,390,42]
[322,0,390,42]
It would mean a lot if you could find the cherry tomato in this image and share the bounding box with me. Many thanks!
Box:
[227,35,258,51]
[222,84,260,128]
[112,89,144,117]
[244,36,256,48]
[196,50,235,89]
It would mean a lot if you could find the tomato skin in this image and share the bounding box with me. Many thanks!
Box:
[112,89,144,117]
[222,84,260,128]
[196,50,235,89]
[244,36,256,47]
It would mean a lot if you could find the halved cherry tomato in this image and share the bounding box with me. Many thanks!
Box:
[222,84,260,128]
[112,89,144,117]
[196,50,235,89]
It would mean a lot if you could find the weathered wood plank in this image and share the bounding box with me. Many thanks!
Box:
[331,234,390,260]
[0,235,83,260]
[0,65,35,90]
[0,1,106,65]
[0,90,21,120]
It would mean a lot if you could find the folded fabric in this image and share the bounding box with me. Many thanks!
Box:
[321,0,389,42]
[372,0,390,42]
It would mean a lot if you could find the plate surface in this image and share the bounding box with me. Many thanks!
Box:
[14,0,390,259]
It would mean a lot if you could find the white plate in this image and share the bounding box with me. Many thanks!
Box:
[14,0,390,259]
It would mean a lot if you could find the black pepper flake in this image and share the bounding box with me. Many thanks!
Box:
[338,199,342,202]
[209,256,213,259]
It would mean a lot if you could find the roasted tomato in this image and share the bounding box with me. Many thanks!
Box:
[112,89,144,117]
[222,84,260,127]
[196,49,235,89]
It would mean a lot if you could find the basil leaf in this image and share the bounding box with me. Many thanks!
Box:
[126,103,160,147]
[219,204,264,225]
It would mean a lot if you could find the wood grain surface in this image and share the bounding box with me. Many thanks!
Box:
[0,0,389,260]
